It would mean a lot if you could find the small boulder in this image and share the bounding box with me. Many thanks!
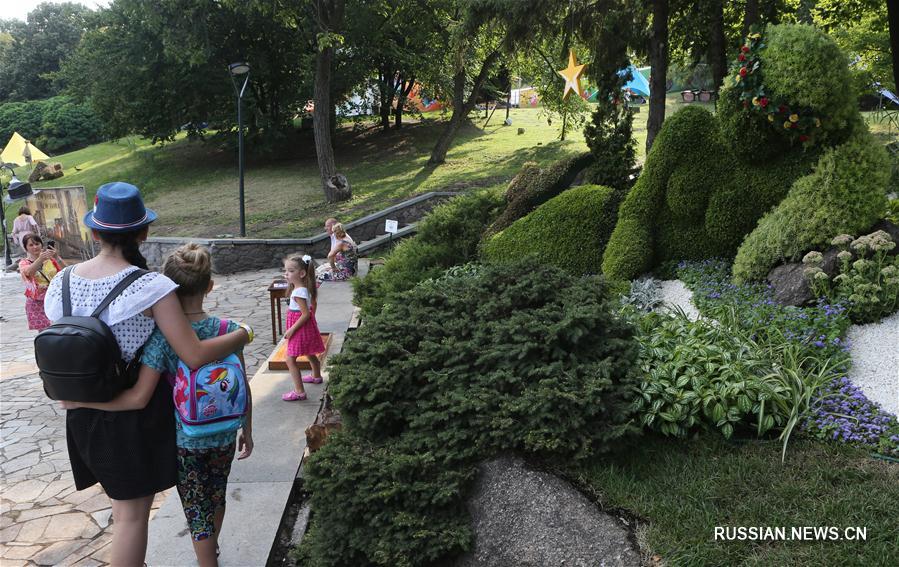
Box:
[768,220,899,306]
[452,455,641,567]
[767,262,813,306]
[28,161,64,183]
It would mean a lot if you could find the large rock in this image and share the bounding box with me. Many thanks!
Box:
[768,219,899,306]
[767,262,813,306]
[453,455,641,567]
[28,161,64,183]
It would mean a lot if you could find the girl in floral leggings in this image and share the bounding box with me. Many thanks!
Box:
[140,244,254,567]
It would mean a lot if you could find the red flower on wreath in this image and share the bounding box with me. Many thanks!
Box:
[759,97,768,107]
[799,134,809,142]
[738,53,746,62]
[778,104,788,114]
[790,123,798,129]
[739,67,748,77]
[741,45,750,53]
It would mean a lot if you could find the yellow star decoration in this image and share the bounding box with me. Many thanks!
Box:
[558,49,587,99]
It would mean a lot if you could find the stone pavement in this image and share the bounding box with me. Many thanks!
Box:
[0,267,288,566]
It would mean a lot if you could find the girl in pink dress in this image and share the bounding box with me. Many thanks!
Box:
[281,254,326,401]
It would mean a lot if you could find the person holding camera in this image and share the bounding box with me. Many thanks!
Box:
[19,233,63,331]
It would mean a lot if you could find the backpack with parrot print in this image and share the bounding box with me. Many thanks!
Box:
[173,320,248,438]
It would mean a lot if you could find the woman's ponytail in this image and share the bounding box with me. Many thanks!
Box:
[98,229,149,269]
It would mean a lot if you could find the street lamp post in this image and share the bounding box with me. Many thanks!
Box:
[228,62,250,237]
[1,164,35,267]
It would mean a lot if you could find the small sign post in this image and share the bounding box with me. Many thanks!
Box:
[385,219,399,234]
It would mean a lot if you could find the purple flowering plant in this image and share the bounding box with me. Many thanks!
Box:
[677,259,850,368]
[677,259,898,457]
[804,377,899,457]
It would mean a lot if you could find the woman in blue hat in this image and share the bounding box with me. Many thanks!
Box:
[43,182,252,567]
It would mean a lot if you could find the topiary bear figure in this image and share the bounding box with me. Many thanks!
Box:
[601,24,890,283]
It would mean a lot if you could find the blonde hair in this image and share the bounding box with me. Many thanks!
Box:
[332,222,346,239]
[164,243,212,297]
[285,254,318,303]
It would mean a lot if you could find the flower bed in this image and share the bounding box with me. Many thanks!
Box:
[677,259,898,457]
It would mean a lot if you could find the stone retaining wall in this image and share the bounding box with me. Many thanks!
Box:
[141,191,457,273]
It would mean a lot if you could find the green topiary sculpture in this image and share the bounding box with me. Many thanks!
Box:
[482,184,622,275]
[602,24,890,282]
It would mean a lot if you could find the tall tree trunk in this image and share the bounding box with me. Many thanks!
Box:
[313,45,339,201]
[312,0,349,202]
[428,50,501,165]
[889,0,899,92]
[378,65,392,129]
[708,0,727,90]
[796,0,816,24]
[646,0,669,154]
[743,0,759,37]
[395,77,414,128]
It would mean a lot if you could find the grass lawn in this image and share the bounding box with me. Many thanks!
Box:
[3,93,715,240]
[573,435,899,566]
[4,109,589,239]
[4,93,893,240]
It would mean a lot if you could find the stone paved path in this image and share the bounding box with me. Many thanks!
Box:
[1,267,283,566]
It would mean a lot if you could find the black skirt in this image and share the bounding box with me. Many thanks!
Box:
[66,379,177,500]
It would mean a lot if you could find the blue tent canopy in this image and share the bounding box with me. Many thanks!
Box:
[618,65,650,97]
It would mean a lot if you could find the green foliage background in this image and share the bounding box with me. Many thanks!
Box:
[0,96,103,153]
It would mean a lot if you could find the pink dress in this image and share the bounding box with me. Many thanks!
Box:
[19,257,59,331]
[286,287,325,357]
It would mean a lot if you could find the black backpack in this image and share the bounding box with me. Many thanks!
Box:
[35,267,148,402]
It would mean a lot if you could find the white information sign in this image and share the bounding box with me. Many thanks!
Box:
[385,219,399,234]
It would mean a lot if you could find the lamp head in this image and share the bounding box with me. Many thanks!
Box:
[228,62,250,76]
[8,177,33,200]
[1,164,33,201]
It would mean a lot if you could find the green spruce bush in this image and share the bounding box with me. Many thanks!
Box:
[733,131,890,282]
[300,261,640,566]
[352,189,504,317]
[484,152,593,237]
[482,184,621,275]
[582,97,637,190]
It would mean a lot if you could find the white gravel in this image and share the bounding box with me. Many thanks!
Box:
[656,279,700,321]
[846,312,899,416]
[653,279,897,415]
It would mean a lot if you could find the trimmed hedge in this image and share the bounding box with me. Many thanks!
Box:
[483,184,621,275]
[733,131,891,282]
[352,189,504,317]
[602,24,866,282]
[602,105,816,281]
[298,261,640,566]
[484,152,594,237]
[761,24,860,147]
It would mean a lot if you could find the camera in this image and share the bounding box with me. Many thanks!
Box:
[47,240,56,249]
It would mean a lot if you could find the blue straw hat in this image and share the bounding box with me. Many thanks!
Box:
[83,182,157,232]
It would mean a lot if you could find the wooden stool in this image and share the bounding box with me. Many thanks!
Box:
[267,281,289,343]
